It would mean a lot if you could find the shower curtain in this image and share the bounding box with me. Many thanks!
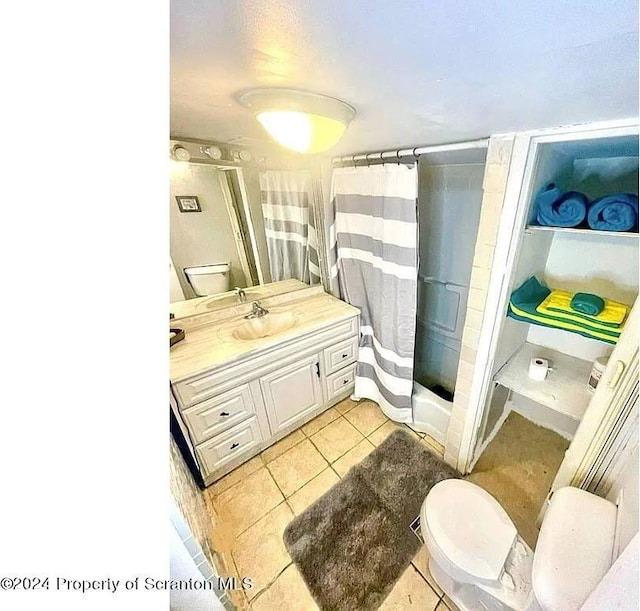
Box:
[259,170,321,284]
[330,164,418,421]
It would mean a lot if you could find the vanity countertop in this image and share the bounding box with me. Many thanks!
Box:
[169,291,360,382]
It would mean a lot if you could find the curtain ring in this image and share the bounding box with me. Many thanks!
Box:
[413,147,420,162]
[395,150,401,165]
[365,153,373,167]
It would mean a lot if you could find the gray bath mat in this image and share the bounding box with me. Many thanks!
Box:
[283,429,458,610]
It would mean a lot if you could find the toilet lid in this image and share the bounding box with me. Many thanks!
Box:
[424,479,517,581]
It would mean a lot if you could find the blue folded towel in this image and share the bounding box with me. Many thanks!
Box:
[587,193,639,232]
[535,184,588,228]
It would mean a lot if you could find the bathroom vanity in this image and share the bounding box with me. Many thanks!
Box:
[170,283,360,486]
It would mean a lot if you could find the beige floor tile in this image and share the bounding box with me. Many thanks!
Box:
[210,455,264,497]
[334,397,360,414]
[343,400,388,436]
[214,467,284,537]
[421,435,445,459]
[267,439,328,497]
[232,502,294,600]
[310,417,364,463]
[250,564,319,611]
[261,430,305,464]
[331,438,376,477]
[411,544,444,597]
[379,565,440,610]
[301,407,340,437]
[368,420,420,446]
[287,468,340,515]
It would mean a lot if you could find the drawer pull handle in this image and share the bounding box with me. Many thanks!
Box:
[220,411,230,417]
[230,442,240,450]
[342,353,349,358]
[343,379,349,385]
[315,362,320,378]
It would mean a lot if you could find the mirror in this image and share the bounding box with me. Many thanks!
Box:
[170,143,324,318]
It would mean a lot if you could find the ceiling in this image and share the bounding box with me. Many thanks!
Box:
[170,0,639,157]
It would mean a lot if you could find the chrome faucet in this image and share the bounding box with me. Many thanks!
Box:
[245,301,269,319]
[235,287,246,303]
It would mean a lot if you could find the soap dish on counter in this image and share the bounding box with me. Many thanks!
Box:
[170,328,185,347]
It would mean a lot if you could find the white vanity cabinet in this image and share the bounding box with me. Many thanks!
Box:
[171,313,360,486]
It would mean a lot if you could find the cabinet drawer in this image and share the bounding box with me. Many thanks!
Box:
[325,363,357,402]
[182,384,256,445]
[324,336,359,375]
[196,417,263,476]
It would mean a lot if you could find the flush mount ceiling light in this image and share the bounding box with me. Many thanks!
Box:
[237,88,356,155]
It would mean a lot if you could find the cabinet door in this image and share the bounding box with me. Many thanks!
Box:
[260,354,324,434]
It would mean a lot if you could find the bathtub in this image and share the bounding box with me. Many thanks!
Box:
[411,380,452,444]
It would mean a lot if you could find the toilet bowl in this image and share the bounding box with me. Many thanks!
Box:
[420,480,618,611]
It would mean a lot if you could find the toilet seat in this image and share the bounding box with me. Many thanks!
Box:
[423,480,518,582]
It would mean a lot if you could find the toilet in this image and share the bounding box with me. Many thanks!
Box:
[421,480,618,611]
[184,263,231,296]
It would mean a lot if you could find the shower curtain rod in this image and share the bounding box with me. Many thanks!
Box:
[331,137,489,166]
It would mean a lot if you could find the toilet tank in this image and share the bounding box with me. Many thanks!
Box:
[184,263,231,296]
[533,486,617,611]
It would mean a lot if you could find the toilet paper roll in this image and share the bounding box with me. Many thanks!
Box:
[529,357,549,381]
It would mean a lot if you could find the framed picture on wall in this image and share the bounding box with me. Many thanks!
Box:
[176,196,201,212]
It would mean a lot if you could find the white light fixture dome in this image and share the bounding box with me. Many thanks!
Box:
[237,88,356,155]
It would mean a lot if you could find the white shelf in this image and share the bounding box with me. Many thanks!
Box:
[525,225,638,239]
[493,342,594,421]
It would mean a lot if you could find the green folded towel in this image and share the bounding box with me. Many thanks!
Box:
[571,293,605,316]
[507,277,620,345]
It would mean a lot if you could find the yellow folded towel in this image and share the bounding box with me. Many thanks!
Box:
[537,290,629,329]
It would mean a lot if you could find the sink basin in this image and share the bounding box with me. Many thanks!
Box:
[232,312,297,340]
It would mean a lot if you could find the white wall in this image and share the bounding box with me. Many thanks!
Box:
[526,231,638,362]
[170,162,246,297]
[544,233,638,305]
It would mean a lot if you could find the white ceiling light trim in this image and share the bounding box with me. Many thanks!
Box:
[237,88,356,154]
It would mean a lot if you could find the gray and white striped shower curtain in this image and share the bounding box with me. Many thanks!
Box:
[259,170,321,284]
[330,164,418,422]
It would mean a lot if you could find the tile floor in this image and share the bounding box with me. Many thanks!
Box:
[207,397,449,610]
[207,400,566,610]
